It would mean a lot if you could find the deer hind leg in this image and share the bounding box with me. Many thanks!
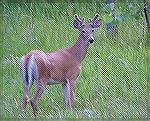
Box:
[30,78,47,118]
[63,79,76,110]
[22,84,32,109]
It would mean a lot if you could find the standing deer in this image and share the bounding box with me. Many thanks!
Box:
[20,14,101,117]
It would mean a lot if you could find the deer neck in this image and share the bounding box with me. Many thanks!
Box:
[68,34,90,63]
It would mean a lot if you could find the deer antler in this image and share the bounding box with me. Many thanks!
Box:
[74,14,84,24]
[73,14,85,30]
[89,13,101,28]
[89,13,99,23]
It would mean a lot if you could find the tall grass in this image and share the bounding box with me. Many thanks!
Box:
[1,2,148,120]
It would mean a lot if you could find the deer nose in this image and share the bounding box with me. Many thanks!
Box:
[89,39,94,44]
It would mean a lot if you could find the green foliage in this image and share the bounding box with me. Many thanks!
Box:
[1,1,148,120]
[101,2,144,25]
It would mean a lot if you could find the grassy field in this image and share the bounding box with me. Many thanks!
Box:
[1,2,149,120]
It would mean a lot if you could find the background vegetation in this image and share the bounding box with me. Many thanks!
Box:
[1,1,149,120]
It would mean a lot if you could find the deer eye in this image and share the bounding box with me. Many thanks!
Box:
[82,30,86,33]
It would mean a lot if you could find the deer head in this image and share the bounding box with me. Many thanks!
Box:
[73,13,102,44]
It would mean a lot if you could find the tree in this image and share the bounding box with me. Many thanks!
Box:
[106,0,118,34]
[144,0,150,32]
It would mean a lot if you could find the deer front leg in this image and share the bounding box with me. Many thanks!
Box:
[63,79,76,110]
[30,78,47,118]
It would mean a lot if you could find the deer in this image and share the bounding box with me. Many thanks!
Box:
[20,13,101,118]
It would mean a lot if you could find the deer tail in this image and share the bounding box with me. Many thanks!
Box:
[20,54,37,87]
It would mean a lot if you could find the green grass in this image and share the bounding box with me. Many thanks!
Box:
[1,2,148,120]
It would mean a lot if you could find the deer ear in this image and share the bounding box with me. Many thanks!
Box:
[90,19,102,28]
[73,19,82,29]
